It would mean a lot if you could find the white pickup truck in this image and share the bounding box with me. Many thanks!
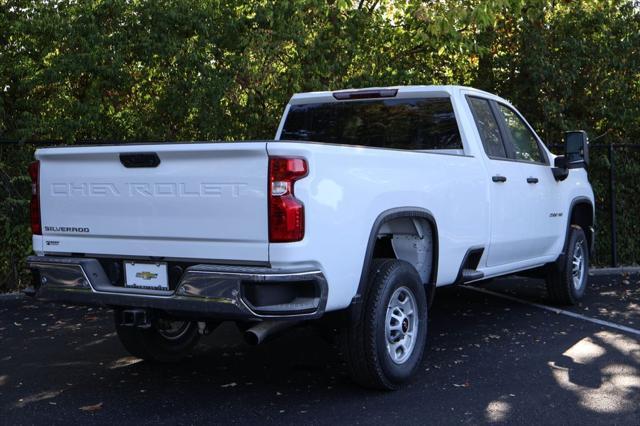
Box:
[27,85,594,389]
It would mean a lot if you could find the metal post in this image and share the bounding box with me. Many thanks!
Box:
[608,144,618,267]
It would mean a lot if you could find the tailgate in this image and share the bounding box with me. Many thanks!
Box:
[36,142,269,262]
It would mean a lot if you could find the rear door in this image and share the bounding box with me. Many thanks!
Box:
[36,142,270,262]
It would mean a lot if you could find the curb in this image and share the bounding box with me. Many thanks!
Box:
[589,267,640,276]
[0,291,24,300]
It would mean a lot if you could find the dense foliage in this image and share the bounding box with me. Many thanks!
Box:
[1,0,639,290]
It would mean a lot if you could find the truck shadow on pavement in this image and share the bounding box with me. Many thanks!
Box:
[1,274,639,425]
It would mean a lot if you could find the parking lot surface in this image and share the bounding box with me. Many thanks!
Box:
[1,273,639,425]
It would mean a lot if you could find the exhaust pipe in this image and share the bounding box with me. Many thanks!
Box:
[244,320,299,345]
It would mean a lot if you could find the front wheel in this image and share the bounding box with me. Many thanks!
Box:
[546,225,589,305]
[114,311,201,363]
[341,259,428,390]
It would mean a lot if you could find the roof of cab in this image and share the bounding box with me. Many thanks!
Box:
[289,85,501,105]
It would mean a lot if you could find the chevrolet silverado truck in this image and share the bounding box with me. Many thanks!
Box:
[26,85,594,390]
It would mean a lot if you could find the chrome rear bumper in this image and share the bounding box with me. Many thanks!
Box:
[27,256,327,320]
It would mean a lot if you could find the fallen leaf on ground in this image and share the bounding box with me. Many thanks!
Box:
[79,402,103,412]
[453,382,471,388]
[15,390,64,408]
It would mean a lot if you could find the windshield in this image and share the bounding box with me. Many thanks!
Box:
[280,97,462,151]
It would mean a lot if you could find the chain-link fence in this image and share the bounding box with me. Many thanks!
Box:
[587,144,640,267]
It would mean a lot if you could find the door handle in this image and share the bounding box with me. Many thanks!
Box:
[527,177,539,184]
[492,175,507,183]
[120,152,161,168]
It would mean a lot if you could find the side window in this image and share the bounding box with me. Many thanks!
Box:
[497,104,544,163]
[467,97,507,158]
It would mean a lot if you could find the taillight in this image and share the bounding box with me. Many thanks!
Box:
[268,157,307,242]
[28,161,41,235]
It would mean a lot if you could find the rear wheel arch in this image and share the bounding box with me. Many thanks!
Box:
[351,208,439,311]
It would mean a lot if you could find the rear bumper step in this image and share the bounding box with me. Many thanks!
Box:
[27,256,327,320]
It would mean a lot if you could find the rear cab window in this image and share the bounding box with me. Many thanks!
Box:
[280,97,464,155]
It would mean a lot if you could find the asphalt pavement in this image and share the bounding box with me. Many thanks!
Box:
[1,272,639,425]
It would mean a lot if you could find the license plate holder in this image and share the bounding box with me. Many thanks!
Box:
[124,261,169,290]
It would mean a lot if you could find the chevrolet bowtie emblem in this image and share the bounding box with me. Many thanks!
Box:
[136,271,158,280]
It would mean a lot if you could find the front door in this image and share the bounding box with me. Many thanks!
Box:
[494,102,563,259]
[466,96,558,267]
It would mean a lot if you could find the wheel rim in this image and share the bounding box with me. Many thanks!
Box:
[156,319,190,340]
[572,241,586,291]
[385,286,419,365]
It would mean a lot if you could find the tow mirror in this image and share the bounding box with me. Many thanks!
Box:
[564,130,589,169]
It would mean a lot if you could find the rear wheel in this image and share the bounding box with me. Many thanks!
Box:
[546,225,589,305]
[114,311,201,363]
[341,259,428,390]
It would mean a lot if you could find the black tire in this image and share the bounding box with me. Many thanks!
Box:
[546,225,589,305]
[114,311,200,363]
[341,259,428,390]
